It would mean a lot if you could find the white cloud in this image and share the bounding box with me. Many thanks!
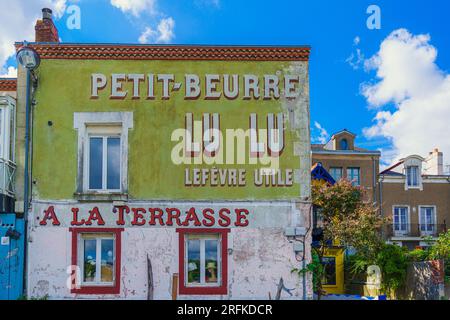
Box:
[346,36,364,70]
[0,0,67,76]
[111,1,175,45]
[138,17,175,44]
[312,121,330,144]
[156,17,175,43]
[0,66,18,78]
[346,48,365,70]
[110,0,157,17]
[362,28,450,165]
[138,27,157,44]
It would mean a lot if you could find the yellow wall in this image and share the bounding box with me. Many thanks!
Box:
[322,247,345,295]
[31,59,311,201]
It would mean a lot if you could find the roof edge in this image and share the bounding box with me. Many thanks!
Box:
[14,43,311,62]
[0,78,17,91]
[311,150,381,156]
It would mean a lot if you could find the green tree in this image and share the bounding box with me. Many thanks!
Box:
[297,179,387,298]
[313,179,386,262]
[428,230,450,261]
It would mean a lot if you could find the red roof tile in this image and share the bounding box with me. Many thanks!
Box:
[15,43,310,61]
[0,79,16,91]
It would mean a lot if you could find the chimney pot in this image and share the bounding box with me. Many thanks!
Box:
[42,8,53,20]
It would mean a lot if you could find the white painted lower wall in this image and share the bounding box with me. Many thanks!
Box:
[26,201,312,300]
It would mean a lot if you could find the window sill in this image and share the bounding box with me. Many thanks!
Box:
[179,286,228,295]
[71,285,120,295]
[74,192,128,202]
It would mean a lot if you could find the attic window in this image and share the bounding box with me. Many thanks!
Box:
[340,139,348,150]
[406,166,420,187]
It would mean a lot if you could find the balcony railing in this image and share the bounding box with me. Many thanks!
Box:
[385,223,447,238]
[0,158,15,197]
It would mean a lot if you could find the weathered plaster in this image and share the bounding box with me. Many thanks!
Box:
[30,59,309,201]
[27,221,312,300]
[24,56,312,300]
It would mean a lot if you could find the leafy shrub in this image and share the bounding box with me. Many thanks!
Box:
[406,248,429,262]
[376,244,408,294]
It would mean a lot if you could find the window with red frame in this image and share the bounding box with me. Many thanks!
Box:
[70,228,122,294]
[178,228,228,295]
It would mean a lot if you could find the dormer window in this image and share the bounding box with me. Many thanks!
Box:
[406,165,419,187]
[340,139,348,150]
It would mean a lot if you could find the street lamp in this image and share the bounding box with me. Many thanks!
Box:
[16,45,40,71]
[16,43,41,298]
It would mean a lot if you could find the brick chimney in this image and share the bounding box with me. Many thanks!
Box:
[35,8,59,43]
[424,148,444,175]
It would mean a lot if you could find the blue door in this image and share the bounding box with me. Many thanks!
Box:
[0,214,25,300]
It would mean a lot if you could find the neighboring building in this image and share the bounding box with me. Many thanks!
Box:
[312,129,381,203]
[15,9,313,300]
[0,79,16,211]
[379,149,450,249]
[310,131,381,295]
[0,78,24,300]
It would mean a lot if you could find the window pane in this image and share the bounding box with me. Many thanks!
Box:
[330,168,342,181]
[420,207,434,232]
[340,139,348,150]
[101,239,114,282]
[407,166,419,186]
[187,239,201,284]
[83,239,97,282]
[394,207,408,231]
[107,137,121,190]
[394,209,400,230]
[420,208,427,226]
[400,208,406,230]
[321,257,336,285]
[89,137,103,189]
[205,240,219,284]
[347,168,360,186]
[427,208,434,224]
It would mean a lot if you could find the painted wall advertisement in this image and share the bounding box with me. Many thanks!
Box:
[33,58,311,228]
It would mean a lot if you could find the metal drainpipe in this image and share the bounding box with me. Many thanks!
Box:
[22,69,32,297]
[372,156,377,204]
[379,176,384,239]
[302,202,313,300]
[302,252,306,300]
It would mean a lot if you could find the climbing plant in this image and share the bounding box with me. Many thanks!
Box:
[292,250,326,299]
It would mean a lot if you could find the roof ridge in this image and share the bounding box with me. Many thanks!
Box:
[14,43,311,61]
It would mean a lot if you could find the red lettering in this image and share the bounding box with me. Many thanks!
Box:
[166,208,182,226]
[183,207,202,226]
[85,207,105,226]
[70,207,85,226]
[202,208,215,227]
[148,208,165,226]
[114,206,130,225]
[234,208,249,227]
[40,206,61,226]
[218,208,231,227]
[131,208,146,226]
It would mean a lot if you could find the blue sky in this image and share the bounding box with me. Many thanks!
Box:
[2,0,450,166]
